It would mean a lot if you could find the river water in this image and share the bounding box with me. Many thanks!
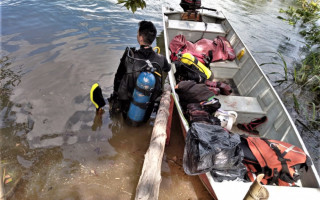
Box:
[1,0,318,199]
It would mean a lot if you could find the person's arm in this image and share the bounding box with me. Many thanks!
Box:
[163,57,171,73]
[160,57,171,87]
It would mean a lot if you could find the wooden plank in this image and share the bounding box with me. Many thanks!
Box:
[135,83,172,200]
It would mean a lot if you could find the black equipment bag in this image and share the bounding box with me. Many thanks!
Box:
[174,60,207,83]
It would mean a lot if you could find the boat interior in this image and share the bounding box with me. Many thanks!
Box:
[162,10,320,190]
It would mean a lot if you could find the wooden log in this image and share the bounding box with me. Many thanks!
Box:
[165,95,174,145]
[135,83,172,200]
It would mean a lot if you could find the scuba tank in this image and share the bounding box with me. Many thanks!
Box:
[180,53,214,81]
[127,60,156,125]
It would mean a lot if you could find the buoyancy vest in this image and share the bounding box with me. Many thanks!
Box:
[241,136,312,186]
[180,53,213,81]
[117,47,165,104]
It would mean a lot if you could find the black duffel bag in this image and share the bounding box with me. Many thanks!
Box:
[183,123,246,178]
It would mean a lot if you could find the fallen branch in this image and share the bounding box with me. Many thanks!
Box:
[0,165,5,200]
[4,176,21,199]
[296,119,313,133]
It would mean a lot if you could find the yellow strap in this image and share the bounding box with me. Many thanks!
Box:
[153,47,160,54]
[90,83,100,109]
[154,71,161,77]
[151,47,161,76]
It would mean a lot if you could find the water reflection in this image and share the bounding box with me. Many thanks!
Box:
[0,56,28,199]
[91,111,103,131]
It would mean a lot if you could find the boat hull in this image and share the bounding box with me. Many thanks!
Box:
[162,6,320,200]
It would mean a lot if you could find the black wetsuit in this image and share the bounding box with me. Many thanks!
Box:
[113,46,171,122]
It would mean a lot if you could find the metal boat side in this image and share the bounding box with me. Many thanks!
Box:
[162,6,320,199]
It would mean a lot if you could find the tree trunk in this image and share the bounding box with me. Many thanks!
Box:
[135,83,172,200]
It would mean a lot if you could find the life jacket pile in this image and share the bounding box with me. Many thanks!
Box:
[240,136,312,186]
[170,34,234,95]
[169,34,236,65]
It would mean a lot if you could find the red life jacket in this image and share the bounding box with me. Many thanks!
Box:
[241,136,312,186]
[169,34,208,64]
[169,34,236,65]
[212,36,236,61]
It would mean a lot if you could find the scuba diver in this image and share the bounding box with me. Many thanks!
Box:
[91,20,170,126]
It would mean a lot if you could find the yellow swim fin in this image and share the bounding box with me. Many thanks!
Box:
[90,83,106,111]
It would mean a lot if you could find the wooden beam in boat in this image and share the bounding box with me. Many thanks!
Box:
[135,83,172,200]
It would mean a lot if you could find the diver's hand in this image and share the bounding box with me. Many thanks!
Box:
[108,92,121,115]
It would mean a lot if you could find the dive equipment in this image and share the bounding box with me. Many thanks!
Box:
[180,53,213,80]
[127,60,156,125]
[90,83,106,111]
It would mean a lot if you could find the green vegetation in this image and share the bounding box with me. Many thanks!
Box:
[278,0,319,90]
[278,0,320,91]
[117,0,146,13]
[293,51,320,91]
[260,51,289,83]
[279,0,320,47]
[272,0,320,128]
[261,50,319,127]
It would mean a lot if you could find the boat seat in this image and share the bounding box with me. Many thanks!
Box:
[216,95,266,123]
[166,19,226,42]
[167,19,226,34]
[210,60,240,79]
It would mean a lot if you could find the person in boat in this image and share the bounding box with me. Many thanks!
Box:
[108,20,171,125]
[180,0,201,12]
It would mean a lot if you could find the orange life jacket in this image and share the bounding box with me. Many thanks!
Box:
[241,136,312,186]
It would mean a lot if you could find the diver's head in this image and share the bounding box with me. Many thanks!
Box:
[137,20,157,46]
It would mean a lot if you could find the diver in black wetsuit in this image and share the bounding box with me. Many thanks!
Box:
[108,21,170,123]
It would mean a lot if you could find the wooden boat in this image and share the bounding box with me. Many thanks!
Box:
[162,6,320,199]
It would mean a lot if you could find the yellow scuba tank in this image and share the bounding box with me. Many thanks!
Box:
[180,53,213,81]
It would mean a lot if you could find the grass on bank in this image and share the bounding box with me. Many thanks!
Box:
[267,0,320,128]
[260,51,320,128]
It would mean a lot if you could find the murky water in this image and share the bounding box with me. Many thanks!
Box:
[1,0,318,199]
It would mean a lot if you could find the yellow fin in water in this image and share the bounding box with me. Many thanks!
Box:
[90,83,106,110]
